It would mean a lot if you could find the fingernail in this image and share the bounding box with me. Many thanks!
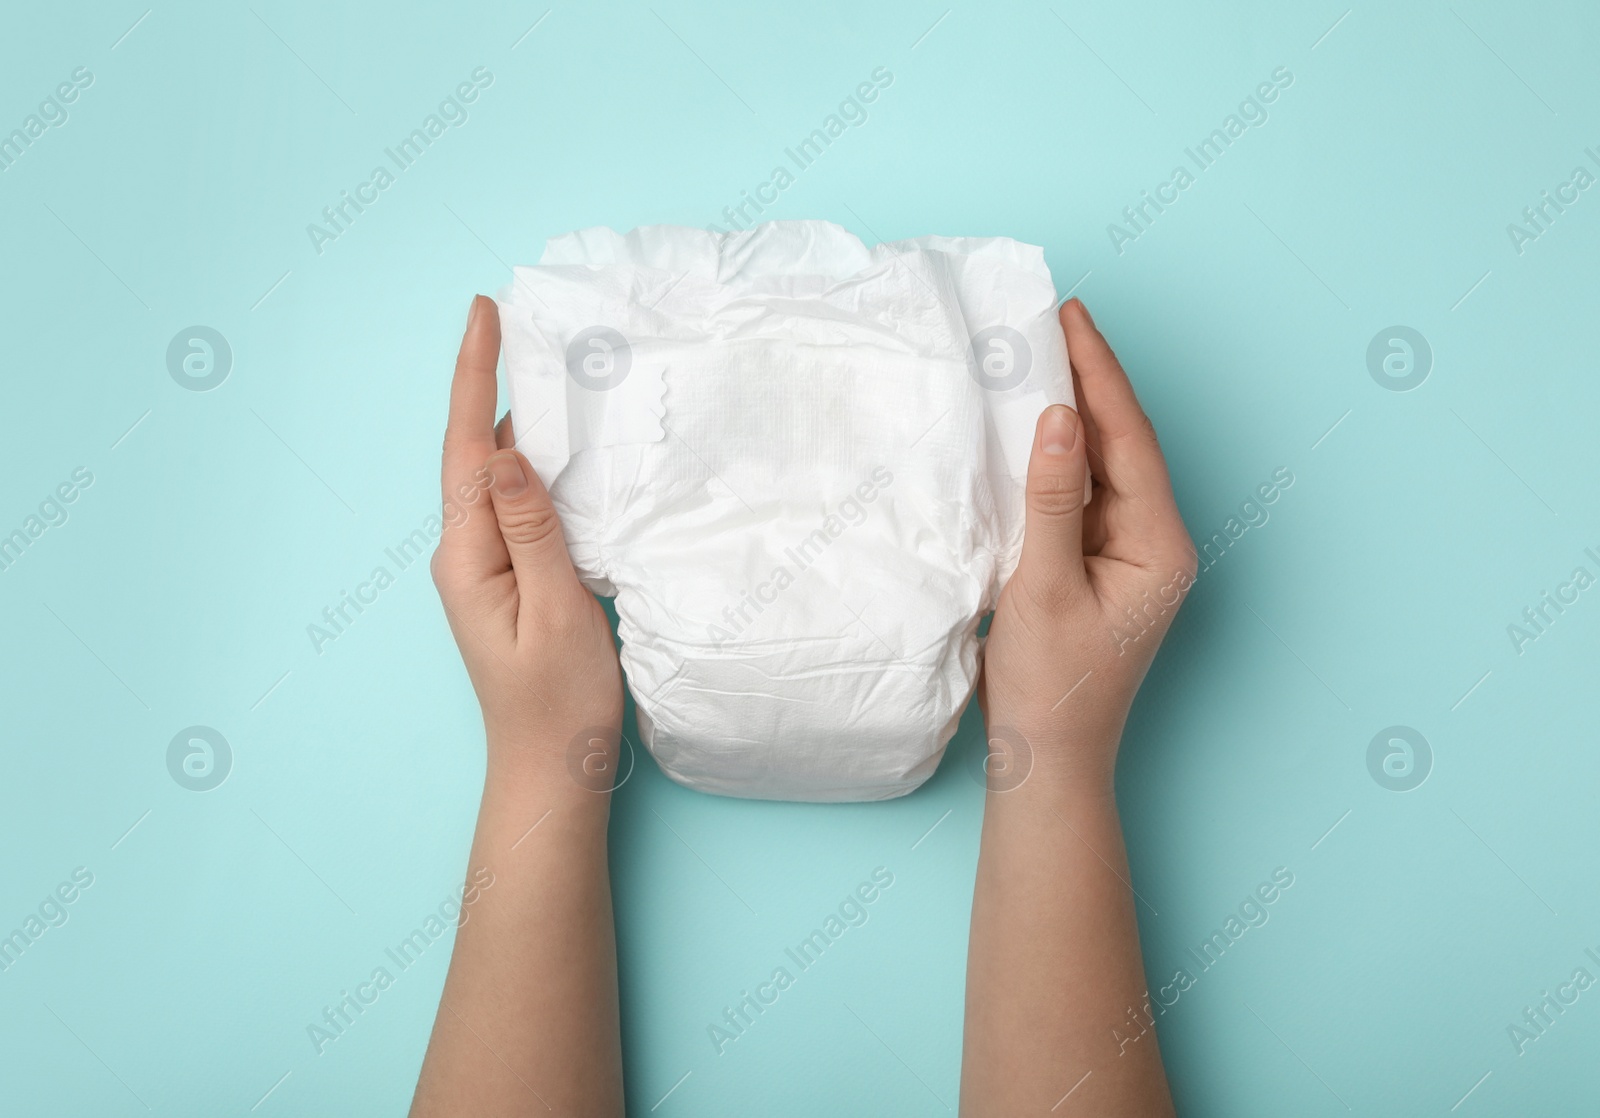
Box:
[489,452,527,496]
[467,295,483,328]
[1041,405,1079,456]
[1075,298,1095,327]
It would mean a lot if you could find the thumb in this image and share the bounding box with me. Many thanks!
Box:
[1017,404,1090,603]
[484,449,579,593]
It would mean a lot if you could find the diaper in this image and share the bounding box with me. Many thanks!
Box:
[498,220,1072,801]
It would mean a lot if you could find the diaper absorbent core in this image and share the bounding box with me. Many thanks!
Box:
[499,220,1073,802]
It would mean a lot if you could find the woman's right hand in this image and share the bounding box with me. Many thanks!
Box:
[979,297,1196,796]
[430,295,625,780]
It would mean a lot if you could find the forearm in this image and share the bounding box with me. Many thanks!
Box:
[411,745,623,1117]
[960,740,1173,1117]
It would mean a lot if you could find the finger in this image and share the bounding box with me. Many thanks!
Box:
[445,296,500,479]
[1017,404,1091,605]
[1071,364,1110,556]
[440,296,508,570]
[1059,299,1188,561]
[495,410,514,450]
[1060,299,1169,495]
[1070,363,1107,490]
[484,449,581,606]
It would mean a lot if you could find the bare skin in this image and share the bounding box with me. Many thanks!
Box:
[410,296,625,1117]
[411,295,1188,1116]
[961,298,1193,1116]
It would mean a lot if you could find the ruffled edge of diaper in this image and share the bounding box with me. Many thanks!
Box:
[536,220,1052,288]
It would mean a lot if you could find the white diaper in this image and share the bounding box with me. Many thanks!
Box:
[499,220,1073,801]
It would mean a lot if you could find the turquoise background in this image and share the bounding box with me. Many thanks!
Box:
[2,1,1597,1114]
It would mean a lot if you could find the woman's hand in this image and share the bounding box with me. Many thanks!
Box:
[980,297,1196,796]
[962,299,1187,1117]
[431,295,624,776]
[412,297,626,1118]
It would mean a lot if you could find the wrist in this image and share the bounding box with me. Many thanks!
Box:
[483,727,620,811]
[466,766,610,906]
[979,710,1121,806]
[476,757,613,854]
